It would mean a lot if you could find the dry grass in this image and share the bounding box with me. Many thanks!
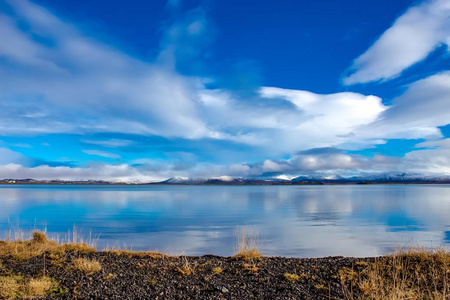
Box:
[72,258,102,274]
[175,256,195,276]
[175,266,192,276]
[242,263,259,272]
[31,231,48,244]
[341,247,450,299]
[3,229,447,299]
[284,272,300,283]
[232,228,261,261]
[0,276,20,299]
[0,230,96,260]
[0,275,56,299]
[300,273,310,280]
[25,276,56,297]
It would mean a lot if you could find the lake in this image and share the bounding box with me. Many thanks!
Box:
[1,184,449,257]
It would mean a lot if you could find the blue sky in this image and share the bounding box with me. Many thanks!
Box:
[0,0,450,181]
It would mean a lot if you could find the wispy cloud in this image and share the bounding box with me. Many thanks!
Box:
[0,0,214,139]
[356,71,450,140]
[81,139,133,148]
[343,0,450,85]
[82,150,120,159]
[158,4,213,74]
[403,139,450,174]
[0,0,390,156]
[1,0,450,181]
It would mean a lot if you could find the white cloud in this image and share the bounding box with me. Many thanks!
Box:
[344,0,450,85]
[1,137,450,182]
[223,153,371,178]
[222,145,450,178]
[258,87,386,153]
[0,0,393,157]
[0,0,392,153]
[2,0,450,180]
[0,163,157,182]
[402,139,450,174]
[0,148,30,165]
[357,71,450,140]
[10,0,442,162]
[0,0,214,139]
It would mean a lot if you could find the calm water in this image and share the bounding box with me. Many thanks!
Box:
[1,184,449,257]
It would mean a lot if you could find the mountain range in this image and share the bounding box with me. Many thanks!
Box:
[2,173,450,185]
[156,173,450,185]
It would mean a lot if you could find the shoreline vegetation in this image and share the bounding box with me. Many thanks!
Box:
[0,230,448,299]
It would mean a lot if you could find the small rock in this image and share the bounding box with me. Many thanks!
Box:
[221,287,229,293]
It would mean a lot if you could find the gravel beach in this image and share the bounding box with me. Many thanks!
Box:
[1,233,448,299]
[0,249,370,299]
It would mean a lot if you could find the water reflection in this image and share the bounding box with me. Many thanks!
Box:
[0,184,449,257]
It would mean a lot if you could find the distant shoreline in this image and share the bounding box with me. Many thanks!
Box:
[1,181,450,185]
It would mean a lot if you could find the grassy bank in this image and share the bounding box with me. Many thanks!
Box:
[340,248,449,299]
[0,231,448,299]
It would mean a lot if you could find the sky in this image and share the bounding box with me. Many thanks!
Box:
[0,0,450,182]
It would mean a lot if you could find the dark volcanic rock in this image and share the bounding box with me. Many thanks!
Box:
[0,251,373,299]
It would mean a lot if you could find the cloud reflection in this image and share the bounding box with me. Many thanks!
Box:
[1,185,449,257]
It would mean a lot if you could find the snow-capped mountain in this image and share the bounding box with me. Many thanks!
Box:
[360,172,450,183]
[155,173,450,185]
[3,173,450,185]
[291,174,346,182]
[157,176,283,185]
[290,172,450,184]
[159,177,206,184]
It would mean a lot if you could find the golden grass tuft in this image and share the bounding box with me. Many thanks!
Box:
[25,276,56,297]
[234,249,261,261]
[300,273,310,280]
[0,275,56,299]
[0,276,21,299]
[0,230,96,260]
[339,267,357,283]
[175,256,194,276]
[284,272,300,283]
[341,247,450,299]
[72,258,102,274]
[232,228,261,261]
[175,266,192,276]
[32,231,48,244]
[0,232,58,260]
[242,263,259,272]
[212,267,223,274]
